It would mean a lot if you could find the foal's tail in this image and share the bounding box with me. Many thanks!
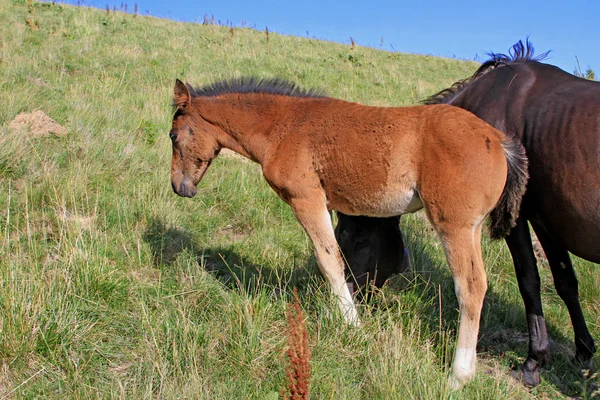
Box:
[489,137,529,239]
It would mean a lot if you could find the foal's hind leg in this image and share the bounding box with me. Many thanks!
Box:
[291,198,359,325]
[437,224,488,388]
[532,222,596,365]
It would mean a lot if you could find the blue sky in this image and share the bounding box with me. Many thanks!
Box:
[66,0,598,74]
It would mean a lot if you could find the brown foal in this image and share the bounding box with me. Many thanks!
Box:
[168,77,528,387]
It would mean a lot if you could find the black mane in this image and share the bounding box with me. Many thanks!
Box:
[187,77,328,99]
[424,39,550,105]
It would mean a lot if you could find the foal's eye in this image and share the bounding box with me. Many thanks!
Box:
[169,131,177,141]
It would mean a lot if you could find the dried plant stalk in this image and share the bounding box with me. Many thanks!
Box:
[281,289,311,400]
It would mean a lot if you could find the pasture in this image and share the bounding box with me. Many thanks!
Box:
[0,1,598,398]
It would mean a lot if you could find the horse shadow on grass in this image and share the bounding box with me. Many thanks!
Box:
[142,217,321,299]
[142,215,593,396]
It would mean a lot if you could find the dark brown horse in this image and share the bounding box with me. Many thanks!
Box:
[168,77,527,387]
[335,214,410,297]
[337,40,600,386]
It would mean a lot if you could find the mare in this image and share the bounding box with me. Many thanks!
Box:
[168,76,528,387]
[334,214,410,298]
[337,40,600,386]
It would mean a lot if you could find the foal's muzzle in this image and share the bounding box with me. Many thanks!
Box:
[172,177,197,198]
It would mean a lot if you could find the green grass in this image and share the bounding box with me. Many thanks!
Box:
[1,1,598,398]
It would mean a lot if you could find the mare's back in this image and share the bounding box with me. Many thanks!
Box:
[522,62,600,109]
[465,62,600,260]
[451,62,599,150]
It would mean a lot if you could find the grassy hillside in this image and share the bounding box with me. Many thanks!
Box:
[1,1,598,398]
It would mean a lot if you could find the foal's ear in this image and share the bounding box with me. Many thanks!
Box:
[173,79,191,109]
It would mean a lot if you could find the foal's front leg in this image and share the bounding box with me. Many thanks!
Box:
[291,198,360,325]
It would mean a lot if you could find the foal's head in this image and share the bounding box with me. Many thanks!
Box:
[170,79,221,198]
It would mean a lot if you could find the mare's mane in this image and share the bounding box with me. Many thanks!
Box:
[186,77,328,99]
[424,39,550,105]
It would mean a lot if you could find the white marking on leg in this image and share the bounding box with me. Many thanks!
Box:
[450,347,477,389]
[454,347,476,376]
[320,211,360,325]
[337,280,359,325]
[297,206,360,326]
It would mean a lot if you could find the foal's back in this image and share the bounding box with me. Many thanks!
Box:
[275,100,509,218]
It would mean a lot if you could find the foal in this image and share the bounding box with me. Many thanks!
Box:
[168,77,528,387]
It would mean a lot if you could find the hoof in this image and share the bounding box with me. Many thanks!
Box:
[448,373,472,390]
[448,376,462,391]
[511,364,541,387]
[343,313,361,328]
[449,368,475,390]
[575,348,595,368]
[575,355,593,371]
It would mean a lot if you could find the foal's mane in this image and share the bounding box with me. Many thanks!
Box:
[424,39,550,105]
[187,77,328,99]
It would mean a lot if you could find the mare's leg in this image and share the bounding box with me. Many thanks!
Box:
[504,216,549,387]
[291,198,359,325]
[438,224,487,388]
[531,222,596,365]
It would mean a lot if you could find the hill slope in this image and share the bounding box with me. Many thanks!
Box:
[1,1,597,398]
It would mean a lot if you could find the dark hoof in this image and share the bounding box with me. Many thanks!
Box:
[575,347,595,368]
[511,364,541,387]
[575,354,593,370]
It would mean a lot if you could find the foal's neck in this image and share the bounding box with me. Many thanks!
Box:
[194,94,294,164]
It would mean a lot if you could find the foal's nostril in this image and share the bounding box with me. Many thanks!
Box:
[179,182,187,196]
[177,181,197,198]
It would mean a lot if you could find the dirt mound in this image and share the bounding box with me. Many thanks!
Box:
[8,110,67,137]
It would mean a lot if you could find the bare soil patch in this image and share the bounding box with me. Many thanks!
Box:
[8,110,67,137]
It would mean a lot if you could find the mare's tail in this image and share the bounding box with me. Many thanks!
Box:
[489,137,529,239]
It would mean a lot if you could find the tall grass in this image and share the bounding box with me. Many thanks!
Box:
[0,1,597,398]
